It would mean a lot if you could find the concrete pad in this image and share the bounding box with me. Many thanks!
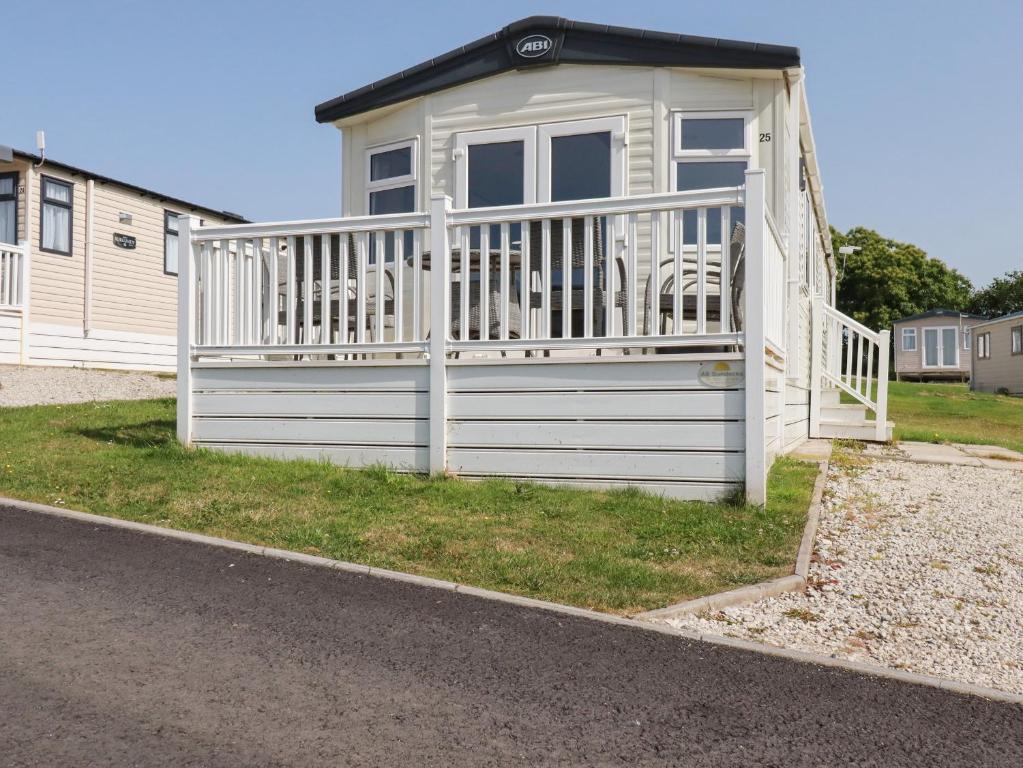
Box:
[897,442,983,466]
[788,439,833,461]
[954,443,1023,462]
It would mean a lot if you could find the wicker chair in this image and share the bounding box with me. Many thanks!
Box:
[525,217,628,337]
[642,220,746,336]
[449,273,523,341]
[276,234,395,343]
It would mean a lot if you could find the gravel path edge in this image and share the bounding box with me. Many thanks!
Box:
[635,458,829,621]
[4,493,1020,706]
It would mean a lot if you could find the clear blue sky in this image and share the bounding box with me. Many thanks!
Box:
[2,0,1019,285]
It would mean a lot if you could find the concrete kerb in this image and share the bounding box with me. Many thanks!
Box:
[3,494,1021,707]
[634,456,830,622]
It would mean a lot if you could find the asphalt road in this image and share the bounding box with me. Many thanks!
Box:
[1,505,1020,767]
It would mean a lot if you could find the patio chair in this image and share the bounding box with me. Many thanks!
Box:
[276,234,395,344]
[642,220,745,337]
[525,217,629,338]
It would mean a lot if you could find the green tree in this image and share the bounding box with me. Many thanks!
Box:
[830,226,973,330]
[968,270,1023,317]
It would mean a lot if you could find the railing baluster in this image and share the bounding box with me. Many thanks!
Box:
[719,207,731,333]
[844,325,853,387]
[583,215,593,338]
[673,209,683,332]
[303,236,314,345]
[393,230,404,343]
[499,222,510,341]
[268,237,279,344]
[649,211,659,336]
[542,219,551,338]
[696,207,707,335]
[605,215,616,337]
[356,231,367,344]
[339,235,350,345]
[320,234,331,345]
[219,240,230,345]
[562,218,572,339]
[480,224,490,341]
[627,213,637,336]
[412,229,422,342]
[234,241,243,345]
[857,333,865,396]
[865,338,875,404]
[200,242,211,345]
[459,226,469,342]
[252,238,262,345]
[520,219,530,340]
[375,231,385,343]
[286,236,297,345]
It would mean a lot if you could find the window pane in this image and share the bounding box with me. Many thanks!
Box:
[165,233,178,274]
[468,141,524,208]
[370,146,412,181]
[42,202,70,252]
[677,161,746,245]
[681,118,745,151]
[1012,328,1022,353]
[44,179,70,203]
[0,177,13,196]
[0,200,15,244]
[369,185,415,215]
[924,329,939,366]
[166,213,179,234]
[903,329,916,351]
[550,131,611,202]
[941,328,958,366]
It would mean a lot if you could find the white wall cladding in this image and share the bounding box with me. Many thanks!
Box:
[27,323,176,371]
[190,362,429,472]
[0,312,22,363]
[187,356,745,500]
[446,357,744,499]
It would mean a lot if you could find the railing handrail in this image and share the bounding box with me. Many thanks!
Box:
[447,186,743,226]
[0,241,27,254]
[193,211,431,242]
[822,302,880,343]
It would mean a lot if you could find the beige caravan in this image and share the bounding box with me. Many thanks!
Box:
[0,148,244,370]
[971,311,1023,395]
[892,309,988,382]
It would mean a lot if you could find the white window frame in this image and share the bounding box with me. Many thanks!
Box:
[977,331,990,360]
[1012,325,1022,356]
[902,327,917,352]
[536,115,627,203]
[164,210,180,276]
[922,326,960,369]
[962,326,971,350]
[453,126,537,210]
[365,138,418,213]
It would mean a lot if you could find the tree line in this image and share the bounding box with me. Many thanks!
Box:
[829,226,1022,329]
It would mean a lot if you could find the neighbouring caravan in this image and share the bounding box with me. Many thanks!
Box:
[892,309,988,382]
[173,17,893,501]
[0,148,244,370]
[971,311,1023,395]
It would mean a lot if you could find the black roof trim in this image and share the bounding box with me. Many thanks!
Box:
[315,16,800,123]
[893,309,989,324]
[7,149,247,223]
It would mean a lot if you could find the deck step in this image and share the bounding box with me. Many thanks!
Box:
[820,403,867,422]
[820,389,842,407]
[819,419,894,442]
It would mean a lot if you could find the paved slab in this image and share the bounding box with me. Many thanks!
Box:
[787,438,833,462]
[1,505,1021,767]
[897,441,984,466]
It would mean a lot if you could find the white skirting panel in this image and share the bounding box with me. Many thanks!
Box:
[447,357,745,499]
[783,383,810,453]
[27,323,176,371]
[0,311,22,364]
[190,361,430,474]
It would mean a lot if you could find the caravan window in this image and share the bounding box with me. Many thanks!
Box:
[40,176,73,255]
[366,139,416,214]
[673,112,750,245]
[0,172,17,245]
[1012,326,1022,356]
[902,327,917,352]
[164,211,180,275]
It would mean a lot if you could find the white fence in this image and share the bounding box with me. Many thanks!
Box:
[810,300,890,441]
[0,241,27,309]
[177,170,781,502]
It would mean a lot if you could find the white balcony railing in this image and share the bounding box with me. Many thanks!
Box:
[181,185,760,359]
[0,241,27,309]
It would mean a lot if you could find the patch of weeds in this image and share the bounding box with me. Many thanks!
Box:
[974,563,1003,576]
[928,559,951,571]
[783,607,821,623]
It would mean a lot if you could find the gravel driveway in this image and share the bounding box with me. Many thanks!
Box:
[0,365,175,407]
[667,452,1023,696]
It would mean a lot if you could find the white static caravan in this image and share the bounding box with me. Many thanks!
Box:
[0,148,244,370]
[176,17,893,502]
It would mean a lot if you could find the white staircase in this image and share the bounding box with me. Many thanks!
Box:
[810,300,893,443]
[816,388,893,442]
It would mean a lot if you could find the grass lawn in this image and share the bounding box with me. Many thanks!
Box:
[0,398,817,615]
[885,381,1023,453]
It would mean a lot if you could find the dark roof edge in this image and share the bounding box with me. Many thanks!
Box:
[8,149,247,223]
[315,16,800,124]
[971,309,1023,329]
[893,309,989,324]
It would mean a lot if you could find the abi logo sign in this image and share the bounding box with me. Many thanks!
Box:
[515,34,553,58]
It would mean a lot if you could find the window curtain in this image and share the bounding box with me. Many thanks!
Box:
[165,232,178,274]
[0,200,14,245]
[42,202,70,252]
